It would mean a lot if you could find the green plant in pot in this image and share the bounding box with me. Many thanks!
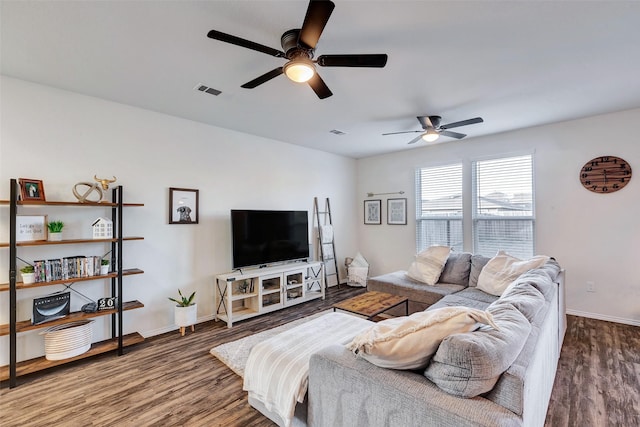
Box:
[47,220,64,241]
[20,265,36,285]
[169,289,197,336]
[100,258,110,275]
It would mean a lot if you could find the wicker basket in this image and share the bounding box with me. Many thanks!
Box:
[347,266,369,287]
[42,320,94,361]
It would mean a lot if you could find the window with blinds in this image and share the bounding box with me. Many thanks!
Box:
[472,154,534,258]
[415,163,463,252]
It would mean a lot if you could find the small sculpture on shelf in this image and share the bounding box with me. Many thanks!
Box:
[72,175,117,203]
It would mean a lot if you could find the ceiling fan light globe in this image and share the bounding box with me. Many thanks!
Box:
[422,129,439,142]
[284,59,315,83]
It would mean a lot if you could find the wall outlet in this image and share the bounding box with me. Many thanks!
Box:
[586,281,596,292]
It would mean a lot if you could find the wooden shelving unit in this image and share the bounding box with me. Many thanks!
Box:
[1,180,145,388]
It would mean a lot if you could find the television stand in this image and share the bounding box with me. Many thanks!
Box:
[214,262,325,328]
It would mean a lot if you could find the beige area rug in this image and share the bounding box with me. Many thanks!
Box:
[210,310,333,378]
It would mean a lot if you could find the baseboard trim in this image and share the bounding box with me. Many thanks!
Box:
[143,314,217,338]
[566,309,640,327]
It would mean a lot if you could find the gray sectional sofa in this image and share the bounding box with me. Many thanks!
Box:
[308,253,566,427]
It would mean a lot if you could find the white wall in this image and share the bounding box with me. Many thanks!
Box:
[0,76,359,364]
[357,108,640,325]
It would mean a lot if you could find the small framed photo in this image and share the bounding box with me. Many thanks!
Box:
[169,188,199,224]
[18,178,46,202]
[16,215,48,242]
[387,198,407,225]
[364,199,382,225]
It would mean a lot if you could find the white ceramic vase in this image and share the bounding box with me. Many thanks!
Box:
[100,264,110,275]
[21,272,36,285]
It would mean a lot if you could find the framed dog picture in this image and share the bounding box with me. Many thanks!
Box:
[18,178,46,202]
[169,188,199,224]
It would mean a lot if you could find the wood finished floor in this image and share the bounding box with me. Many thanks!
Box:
[1,285,638,427]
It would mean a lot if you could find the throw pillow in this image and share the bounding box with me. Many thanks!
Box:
[405,245,451,285]
[424,303,531,398]
[346,306,498,370]
[476,251,549,296]
[438,252,472,286]
[468,254,490,287]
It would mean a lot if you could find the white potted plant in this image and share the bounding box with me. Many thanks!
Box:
[100,258,110,275]
[47,220,64,241]
[20,265,36,285]
[169,289,196,336]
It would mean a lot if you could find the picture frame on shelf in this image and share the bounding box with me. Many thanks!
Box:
[18,178,46,202]
[387,198,407,225]
[169,187,199,224]
[364,199,382,225]
[16,215,48,242]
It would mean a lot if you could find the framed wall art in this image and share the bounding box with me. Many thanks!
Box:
[18,178,46,202]
[387,198,407,225]
[364,199,382,225]
[169,188,199,224]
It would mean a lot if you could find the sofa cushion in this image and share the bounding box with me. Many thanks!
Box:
[406,245,451,285]
[477,251,549,296]
[368,271,466,307]
[468,254,490,287]
[438,252,472,286]
[346,306,498,370]
[490,280,545,322]
[424,303,531,398]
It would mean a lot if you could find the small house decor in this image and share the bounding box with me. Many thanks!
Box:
[92,217,113,239]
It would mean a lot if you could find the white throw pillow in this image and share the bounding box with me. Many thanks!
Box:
[406,245,451,285]
[346,306,499,370]
[476,251,549,296]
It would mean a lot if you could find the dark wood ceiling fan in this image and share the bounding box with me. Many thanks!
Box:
[207,0,388,99]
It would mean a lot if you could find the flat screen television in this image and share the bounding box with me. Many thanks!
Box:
[231,209,310,269]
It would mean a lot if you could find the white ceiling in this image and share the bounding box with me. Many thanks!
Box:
[2,1,639,159]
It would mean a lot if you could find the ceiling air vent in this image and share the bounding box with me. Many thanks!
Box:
[194,83,221,96]
[329,129,346,135]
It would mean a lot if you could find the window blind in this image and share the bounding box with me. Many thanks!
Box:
[415,163,463,252]
[472,155,534,258]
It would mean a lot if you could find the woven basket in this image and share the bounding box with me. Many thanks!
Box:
[347,266,369,287]
[42,320,94,361]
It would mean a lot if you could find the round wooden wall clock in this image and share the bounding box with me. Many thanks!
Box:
[579,155,632,193]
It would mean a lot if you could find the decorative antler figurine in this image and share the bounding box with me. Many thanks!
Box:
[94,175,117,190]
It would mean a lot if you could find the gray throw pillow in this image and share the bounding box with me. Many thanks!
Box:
[424,303,531,398]
[468,254,490,287]
[438,252,472,286]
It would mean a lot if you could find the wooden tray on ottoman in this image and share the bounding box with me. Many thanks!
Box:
[333,291,408,320]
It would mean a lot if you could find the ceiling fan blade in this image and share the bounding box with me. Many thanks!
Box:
[382,130,422,136]
[299,0,335,49]
[407,134,425,145]
[416,116,433,130]
[316,54,388,67]
[307,72,333,99]
[207,29,286,58]
[440,117,484,130]
[241,67,284,89]
[439,130,467,139]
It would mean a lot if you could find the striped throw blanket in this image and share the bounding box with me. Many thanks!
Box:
[243,312,373,427]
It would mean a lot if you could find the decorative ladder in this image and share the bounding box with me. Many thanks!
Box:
[313,197,340,289]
